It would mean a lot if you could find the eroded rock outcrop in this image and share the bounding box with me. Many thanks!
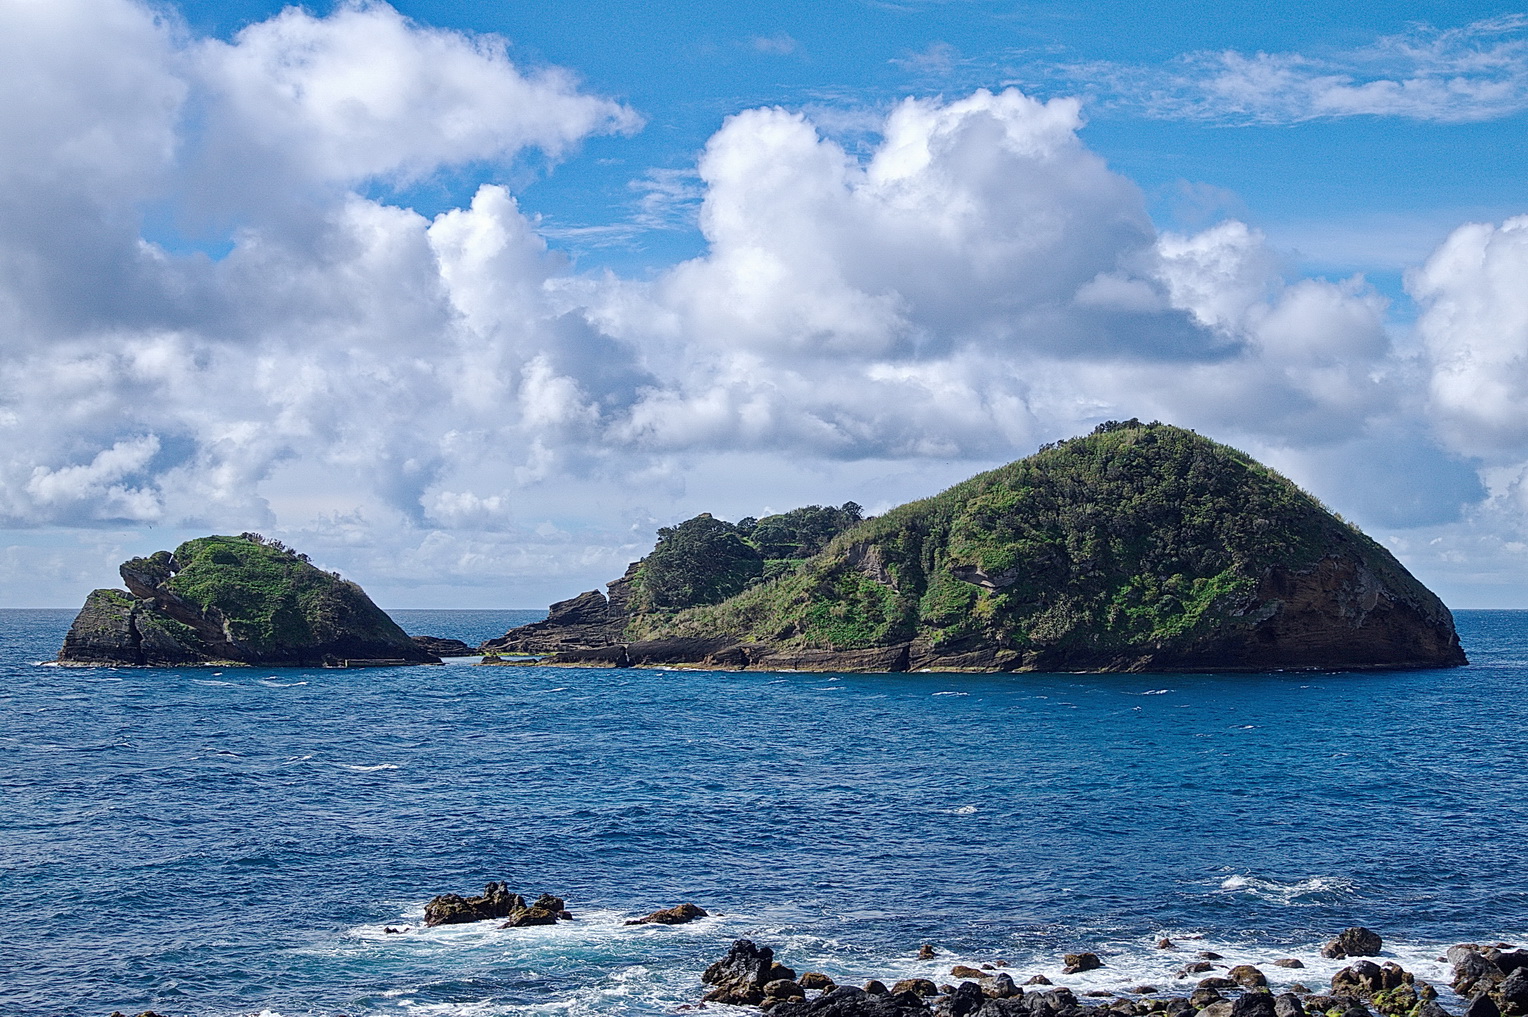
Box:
[423,884,572,927]
[625,902,709,925]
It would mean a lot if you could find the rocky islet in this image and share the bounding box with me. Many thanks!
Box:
[55,534,437,667]
[484,422,1466,674]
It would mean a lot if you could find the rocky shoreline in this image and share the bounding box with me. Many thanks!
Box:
[691,932,1526,1017]
[98,902,1528,1017]
[377,891,1522,1017]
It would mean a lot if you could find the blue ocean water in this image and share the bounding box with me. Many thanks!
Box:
[2,608,1526,1017]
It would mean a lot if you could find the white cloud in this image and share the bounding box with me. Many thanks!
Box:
[1,1,1523,607]
[189,1,641,200]
[1061,15,1528,124]
[751,34,798,56]
[1411,215,1528,454]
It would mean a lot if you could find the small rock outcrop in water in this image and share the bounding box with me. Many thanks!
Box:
[410,635,478,657]
[423,884,571,927]
[56,534,437,667]
[702,939,777,1005]
[1324,928,1385,959]
[625,902,708,925]
[486,423,1465,673]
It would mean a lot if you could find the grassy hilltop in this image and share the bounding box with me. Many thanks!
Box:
[602,421,1461,671]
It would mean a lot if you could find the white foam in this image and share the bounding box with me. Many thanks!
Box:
[336,762,400,772]
[933,691,969,697]
[260,678,308,687]
[310,901,1523,1016]
[1214,873,1353,904]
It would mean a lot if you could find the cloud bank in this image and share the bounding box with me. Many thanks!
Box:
[1060,16,1528,124]
[0,0,1521,605]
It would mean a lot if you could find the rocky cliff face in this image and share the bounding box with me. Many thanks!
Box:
[487,422,1466,673]
[57,536,437,667]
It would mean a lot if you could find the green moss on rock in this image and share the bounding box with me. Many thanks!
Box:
[619,423,1466,671]
[59,535,435,667]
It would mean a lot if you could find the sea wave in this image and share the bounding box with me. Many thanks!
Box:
[1214,873,1354,905]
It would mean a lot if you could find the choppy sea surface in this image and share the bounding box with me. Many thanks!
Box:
[3,608,1527,1017]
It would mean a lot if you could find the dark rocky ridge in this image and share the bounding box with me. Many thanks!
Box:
[485,423,1465,673]
[57,535,437,667]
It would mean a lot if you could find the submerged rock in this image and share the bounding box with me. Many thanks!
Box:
[625,902,709,925]
[57,536,437,667]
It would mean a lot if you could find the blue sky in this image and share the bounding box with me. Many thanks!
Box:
[3,0,1528,609]
[168,1,1528,289]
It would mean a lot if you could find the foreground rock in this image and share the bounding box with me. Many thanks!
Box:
[57,535,438,667]
[626,902,709,925]
[488,423,1465,674]
[695,933,1494,1017]
[1450,945,1528,1015]
[423,883,571,927]
[703,939,778,1005]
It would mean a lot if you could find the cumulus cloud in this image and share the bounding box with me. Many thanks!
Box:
[0,0,1520,605]
[1059,15,1528,124]
[1412,215,1528,454]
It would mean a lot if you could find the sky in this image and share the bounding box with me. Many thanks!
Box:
[3,0,1528,610]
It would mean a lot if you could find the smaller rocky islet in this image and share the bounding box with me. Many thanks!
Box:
[56,533,437,667]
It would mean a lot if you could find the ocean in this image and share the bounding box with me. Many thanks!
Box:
[2,607,1525,1017]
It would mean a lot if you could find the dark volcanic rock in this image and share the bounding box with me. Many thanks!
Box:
[624,902,708,925]
[483,562,640,656]
[1232,994,1278,1017]
[703,939,775,1005]
[1456,951,1509,997]
[424,882,522,926]
[1497,968,1528,1015]
[501,893,569,927]
[58,537,436,668]
[1324,928,1384,960]
[545,644,630,666]
[1064,953,1103,974]
[411,635,477,656]
[1499,952,1528,976]
[769,985,931,1016]
[1230,965,1269,988]
[1274,994,1307,1017]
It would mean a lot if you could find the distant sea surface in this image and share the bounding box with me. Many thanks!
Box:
[3,608,1526,1017]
